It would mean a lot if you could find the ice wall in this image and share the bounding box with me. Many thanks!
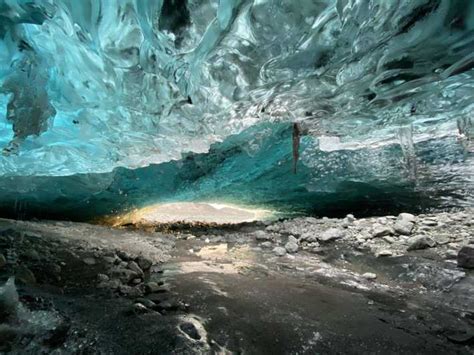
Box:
[0,0,473,217]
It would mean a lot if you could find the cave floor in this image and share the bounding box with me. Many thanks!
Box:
[0,211,473,354]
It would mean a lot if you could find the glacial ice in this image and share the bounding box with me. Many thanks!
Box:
[0,0,473,217]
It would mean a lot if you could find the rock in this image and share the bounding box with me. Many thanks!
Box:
[137,256,153,270]
[83,257,96,265]
[135,298,156,309]
[102,256,117,264]
[398,213,416,223]
[287,235,298,244]
[254,230,272,241]
[376,250,393,257]
[0,254,5,269]
[260,241,273,248]
[130,302,149,315]
[383,236,396,244]
[318,228,345,242]
[117,250,133,261]
[445,249,458,260]
[433,234,450,245]
[372,225,393,238]
[273,247,287,257]
[393,213,416,235]
[407,235,436,251]
[98,279,121,289]
[127,261,144,276]
[457,246,474,269]
[285,241,299,254]
[145,282,161,293]
[16,266,36,285]
[421,219,438,226]
[97,273,109,282]
[394,220,414,235]
[111,268,139,283]
[119,285,143,298]
[179,322,201,340]
[22,249,40,261]
[346,214,355,222]
[362,272,377,280]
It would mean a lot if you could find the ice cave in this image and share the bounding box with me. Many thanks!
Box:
[0,0,473,353]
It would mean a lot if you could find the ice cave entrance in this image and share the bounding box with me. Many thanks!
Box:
[106,202,274,226]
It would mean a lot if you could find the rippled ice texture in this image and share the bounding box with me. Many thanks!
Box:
[0,0,473,216]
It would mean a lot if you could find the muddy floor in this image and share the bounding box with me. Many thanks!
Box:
[0,210,473,354]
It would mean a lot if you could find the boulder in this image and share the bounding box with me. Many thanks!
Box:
[458,246,474,269]
[372,224,393,238]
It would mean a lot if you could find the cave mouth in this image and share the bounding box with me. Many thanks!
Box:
[104,202,275,227]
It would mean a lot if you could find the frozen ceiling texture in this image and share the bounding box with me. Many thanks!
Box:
[0,0,473,219]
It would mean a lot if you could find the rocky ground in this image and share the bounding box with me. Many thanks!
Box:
[0,209,473,354]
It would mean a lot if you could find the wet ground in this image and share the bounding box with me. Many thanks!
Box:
[0,212,473,354]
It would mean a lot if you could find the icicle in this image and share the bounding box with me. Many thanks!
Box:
[398,124,417,181]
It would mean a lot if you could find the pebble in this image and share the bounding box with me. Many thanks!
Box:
[260,241,273,248]
[145,282,161,293]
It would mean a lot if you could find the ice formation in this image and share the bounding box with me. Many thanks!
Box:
[0,0,473,217]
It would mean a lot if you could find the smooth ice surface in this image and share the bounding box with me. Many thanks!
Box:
[0,0,473,217]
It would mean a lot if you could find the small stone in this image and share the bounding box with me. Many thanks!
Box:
[407,235,436,251]
[23,249,40,261]
[260,241,273,248]
[102,256,116,264]
[83,257,96,265]
[0,254,5,269]
[137,256,153,270]
[318,228,345,242]
[362,272,377,280]
[376,250,393,257]
[205,238,210,244]
[127,261,144,276]
[97,274,109,282]
[285,241,299,254]
[273,247,287,257]
[458,246,474,269]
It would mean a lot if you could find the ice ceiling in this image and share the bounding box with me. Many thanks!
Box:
[0,0,473,219]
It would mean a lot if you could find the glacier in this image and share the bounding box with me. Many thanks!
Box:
[0,0,473,218]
